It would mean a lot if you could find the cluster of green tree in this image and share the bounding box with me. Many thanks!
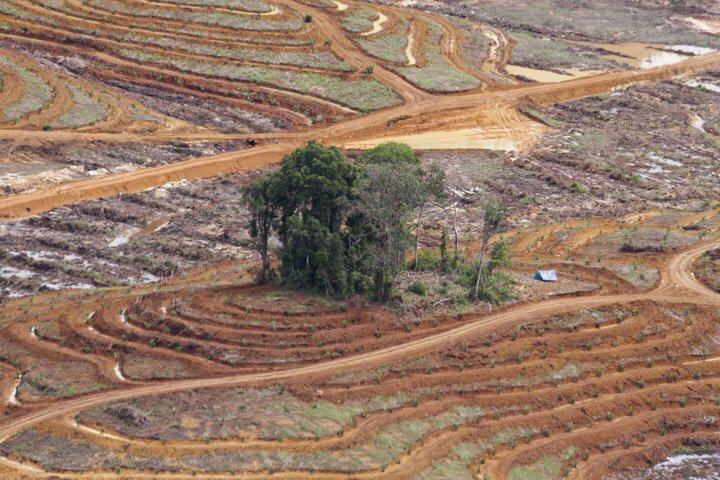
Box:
[243,141,513,304]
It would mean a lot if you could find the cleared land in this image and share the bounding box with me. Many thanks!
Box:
[0,0,720,478]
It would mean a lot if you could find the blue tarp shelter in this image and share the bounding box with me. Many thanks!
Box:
[534,270,558,282]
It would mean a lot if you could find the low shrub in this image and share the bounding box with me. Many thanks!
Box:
[407,281,427,296]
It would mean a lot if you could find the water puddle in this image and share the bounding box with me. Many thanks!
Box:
[506,65,573,83]
[346,128,521,151]
[505,65,604,83]
[361,12,388,36]
[585,42,706,69]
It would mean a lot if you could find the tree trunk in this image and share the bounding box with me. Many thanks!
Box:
[440,220,447,270]
[259,217,271,283]
[452,204,459,265]
[413,208,423,270]
[473,236,489,300]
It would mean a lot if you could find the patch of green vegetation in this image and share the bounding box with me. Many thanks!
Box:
[20,362,111,399]
[411,250,442,271]
[0,55,53,123]
[52,84,108,129]
[611,263,659,290]
[570,182,590,194]
[307,401,354,425]
[414,460,475,480]
[508,29,617,70]
[116,32,352,70]
[445,16,491,68]
[357,19,410,63]
[92,0,303,31]
[360,406,486,468]
[60,402,489,472]
[508,447,577,480]
[0,2,42,22]
[243,142,443,300]
[407,281,427,296]
[116,48,400,111]
[491,426,539,446]
[163,0,273,11]
[508,457,562,480]
[342,6,379,33]
[395,20,480,92]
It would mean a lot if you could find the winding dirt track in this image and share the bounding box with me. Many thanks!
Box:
[0,236,718,443]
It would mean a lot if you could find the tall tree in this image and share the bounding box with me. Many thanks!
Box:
[472,200,508,300]
[242,141,358,295]
[242,141,445,302]
[352,143,445,301]
[412,163,446,270]
[275,141,357,295]
[351,161,425,301]
[242,177,276,283]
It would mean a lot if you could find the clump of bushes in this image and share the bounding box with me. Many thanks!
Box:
[407,281,427,296]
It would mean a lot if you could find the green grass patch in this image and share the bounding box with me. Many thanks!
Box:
[0,55,52,123]
[51,84,108,129]
[395,20,480,92]
[356,19,409,63]
[92,0,303,31]
[342,6,379,33]
[116,47,401,111]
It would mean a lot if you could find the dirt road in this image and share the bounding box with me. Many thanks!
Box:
[0,237,717,443]
[1,49,719,220]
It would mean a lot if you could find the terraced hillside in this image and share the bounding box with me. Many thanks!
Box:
[0,0,720,478]
[0,210,719,479]
[0,47,173,133]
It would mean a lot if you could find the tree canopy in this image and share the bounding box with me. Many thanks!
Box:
[356,142,420,166]
[242,141,445,301]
